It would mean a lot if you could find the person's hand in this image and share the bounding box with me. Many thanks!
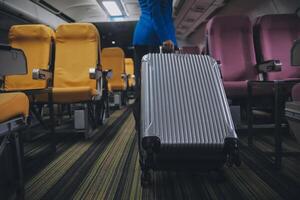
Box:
[163,40,174,52]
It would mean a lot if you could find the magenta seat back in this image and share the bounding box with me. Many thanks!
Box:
[207,15,258,82]
[255,14,300,80]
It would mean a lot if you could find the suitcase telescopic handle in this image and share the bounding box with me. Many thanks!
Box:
[159,45,175,54]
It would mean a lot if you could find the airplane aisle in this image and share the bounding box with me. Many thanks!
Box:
[16,107,300,200]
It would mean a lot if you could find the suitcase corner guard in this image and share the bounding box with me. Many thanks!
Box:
[224,137,241,167]
[141,136,161,153]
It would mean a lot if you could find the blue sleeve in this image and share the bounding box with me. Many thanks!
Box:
[148,0,170,43]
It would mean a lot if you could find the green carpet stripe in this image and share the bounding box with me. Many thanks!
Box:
[23,111,300,200]
[239,140,300,199]
[113,135,139,200]
[25,109,127,200]
[40,109,131,200]
[104,123,138,200]
[229,165,282,199]
[73,115,135,199]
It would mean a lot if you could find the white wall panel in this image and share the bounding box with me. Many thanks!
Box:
[185,0,300,47]
[1,0,66,27]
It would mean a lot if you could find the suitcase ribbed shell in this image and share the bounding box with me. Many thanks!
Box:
[141,54,237,148]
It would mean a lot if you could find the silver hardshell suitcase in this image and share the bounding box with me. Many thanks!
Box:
[140,53,241,184]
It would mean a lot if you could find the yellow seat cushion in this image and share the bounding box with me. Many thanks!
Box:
[107,83,112,92]
[111,81,127,91]
[0,92,29,123]
[102,47,127,91]
[5,24,54,90]
[36,87,98,103]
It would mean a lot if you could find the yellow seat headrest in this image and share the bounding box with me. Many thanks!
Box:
[9,24,54,41]
[102,47,125,58]
[56,23,99,40]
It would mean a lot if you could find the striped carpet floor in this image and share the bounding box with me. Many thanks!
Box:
[23,109,300,200]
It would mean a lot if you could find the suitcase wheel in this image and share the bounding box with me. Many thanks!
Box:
[227,149,241,167]
[141,171,151,187]
[225,138,242,167]
[234,153,242,167]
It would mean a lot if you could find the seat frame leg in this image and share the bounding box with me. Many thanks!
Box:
[48,92,56,152]
[13,132,24,200]
[247,83,254,147]
[274,82,283,169]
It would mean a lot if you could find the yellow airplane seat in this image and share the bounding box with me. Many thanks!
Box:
[33,23,108,137]
[101,47,127,107]
[5,24,54,91]
[0,92,28,199]
[0,44,30,199]
[125,58,136,88]
[101,47,127,91]
[49,23,100,103]
[2,25,58,152]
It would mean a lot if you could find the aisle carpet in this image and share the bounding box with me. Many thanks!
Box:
[24,110,300,200]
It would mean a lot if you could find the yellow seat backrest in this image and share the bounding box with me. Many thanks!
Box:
[5,24,54,90]
[125,58,134,75]
[101,47,125,90]
[53,23,100,89]
[125,58,135,87]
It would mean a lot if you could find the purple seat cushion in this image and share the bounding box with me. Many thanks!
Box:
[223,81,248,98]
[256,14,300,80]
[207,15,258,82]
[224,81,273,98]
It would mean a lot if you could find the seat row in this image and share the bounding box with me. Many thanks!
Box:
[0,23,136,199]
[203,14,300,168]
[204,14,300,99]
[0,23,137,149]
[101,47,136,108]
[3,24,135,105]
[2,24,110,139]
[2,23,136,128]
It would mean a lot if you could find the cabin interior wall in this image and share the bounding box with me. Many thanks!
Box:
[183,0,300,48]
[0,11,30,44]
[0,30,9,43]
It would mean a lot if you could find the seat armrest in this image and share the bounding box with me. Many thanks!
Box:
[121,73,127,80]
[89,68,102,80]
[32,69,52,80]
[256,60,282,73]
[127,74,135,79]
[102,70,112,79]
